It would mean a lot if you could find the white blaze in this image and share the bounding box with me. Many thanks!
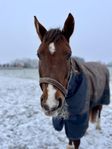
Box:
[46,84,58,109]
[49,42,55,54]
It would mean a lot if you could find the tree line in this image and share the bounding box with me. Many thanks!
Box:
[0,58,38,68]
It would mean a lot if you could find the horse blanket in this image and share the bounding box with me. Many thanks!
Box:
[52,58,110,140]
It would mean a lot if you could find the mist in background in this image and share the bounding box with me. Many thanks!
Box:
[0,0,112,64]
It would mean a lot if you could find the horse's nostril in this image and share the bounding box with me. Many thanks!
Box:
[41,97,44,107]
[57,97,62,108]
[43,104,50,111]
[41,96,49,110]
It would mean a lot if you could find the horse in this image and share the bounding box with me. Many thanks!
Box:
[34,13,110,149]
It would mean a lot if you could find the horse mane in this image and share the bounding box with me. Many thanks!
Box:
[43,28,64,43]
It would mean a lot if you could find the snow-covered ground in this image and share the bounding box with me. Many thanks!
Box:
[0,69,112,149]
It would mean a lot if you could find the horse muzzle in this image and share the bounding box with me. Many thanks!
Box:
[41,96,64,116]
[39,77,67,116]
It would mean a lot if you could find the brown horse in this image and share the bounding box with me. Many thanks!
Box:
[34,13,110,149]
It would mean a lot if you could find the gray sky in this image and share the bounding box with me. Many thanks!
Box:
[0,0,112,64]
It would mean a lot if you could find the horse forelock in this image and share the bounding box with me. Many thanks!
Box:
[43,28,65,43]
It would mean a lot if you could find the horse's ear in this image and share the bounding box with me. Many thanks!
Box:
[62,13,75,42]
[34,16,47,42]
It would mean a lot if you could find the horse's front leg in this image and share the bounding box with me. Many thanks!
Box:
[66,139,80,149]
[66,140,74,149]
[73,139,80,149]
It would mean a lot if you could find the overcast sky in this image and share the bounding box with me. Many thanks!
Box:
[0,0,112,64]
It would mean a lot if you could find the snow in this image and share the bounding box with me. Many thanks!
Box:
[0,69,112,149]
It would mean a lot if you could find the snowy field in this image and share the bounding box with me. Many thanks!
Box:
[0,68,112,149]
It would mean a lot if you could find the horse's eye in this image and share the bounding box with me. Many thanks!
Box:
[37,52,40,59]
[66,52,71,60]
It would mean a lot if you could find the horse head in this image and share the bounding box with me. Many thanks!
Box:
[34,13,75,116]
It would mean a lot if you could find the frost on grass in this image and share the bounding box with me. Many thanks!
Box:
[0,70,112,149]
